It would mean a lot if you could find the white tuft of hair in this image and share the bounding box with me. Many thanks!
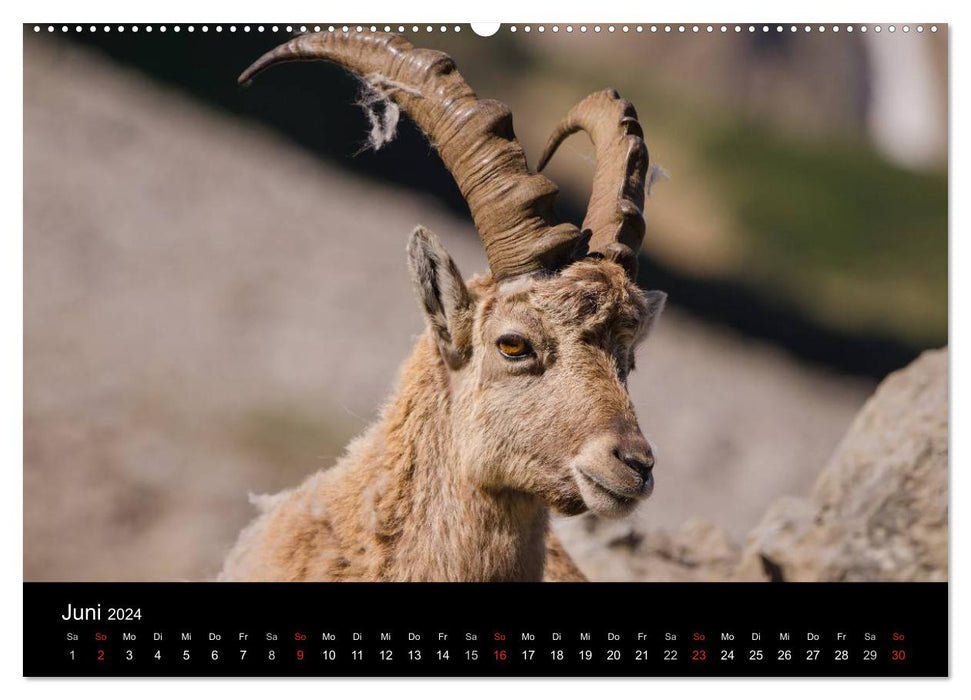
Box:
[355,73,423,152]
[646,162,670,197]
[248,491,288,513]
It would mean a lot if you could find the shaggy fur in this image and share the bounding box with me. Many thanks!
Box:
[219,227,665,582]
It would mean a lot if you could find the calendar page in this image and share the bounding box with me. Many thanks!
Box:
[22,21,948,678]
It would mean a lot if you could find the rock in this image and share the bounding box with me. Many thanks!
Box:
[634,519,741,581]
[554,514,740,582]
[735,348,948,582]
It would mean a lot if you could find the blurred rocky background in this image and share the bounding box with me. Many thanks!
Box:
[23,25,947,581]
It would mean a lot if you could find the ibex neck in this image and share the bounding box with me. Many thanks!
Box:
[368,334,548,581]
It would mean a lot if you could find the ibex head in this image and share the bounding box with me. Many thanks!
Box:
[241,32,666,518]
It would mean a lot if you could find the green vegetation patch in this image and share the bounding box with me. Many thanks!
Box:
[703,123,947,346]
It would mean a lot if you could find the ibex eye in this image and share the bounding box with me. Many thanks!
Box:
[497,334,532,359]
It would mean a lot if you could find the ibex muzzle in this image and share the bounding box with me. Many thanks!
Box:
[572,429,656,518]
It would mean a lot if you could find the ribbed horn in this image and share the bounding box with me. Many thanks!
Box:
[240,31,585,281]
[537,89,648,278]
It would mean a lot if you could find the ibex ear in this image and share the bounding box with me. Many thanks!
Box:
[642,290,667,336]
[407,226,475,369]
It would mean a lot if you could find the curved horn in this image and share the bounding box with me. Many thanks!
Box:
[537,89,648,277]
[240,31,583,281]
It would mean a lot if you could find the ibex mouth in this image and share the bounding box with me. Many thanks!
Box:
[574,465,650,518]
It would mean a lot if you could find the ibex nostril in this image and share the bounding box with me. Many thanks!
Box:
[617,448,654,479]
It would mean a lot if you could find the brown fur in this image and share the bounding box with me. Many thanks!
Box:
[219,231,665,582]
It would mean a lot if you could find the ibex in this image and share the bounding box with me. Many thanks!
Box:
[219,31,666,582]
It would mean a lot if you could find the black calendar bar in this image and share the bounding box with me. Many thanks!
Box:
[23,582,947,677]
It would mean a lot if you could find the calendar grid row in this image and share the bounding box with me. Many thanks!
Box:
[61,629,912,669]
